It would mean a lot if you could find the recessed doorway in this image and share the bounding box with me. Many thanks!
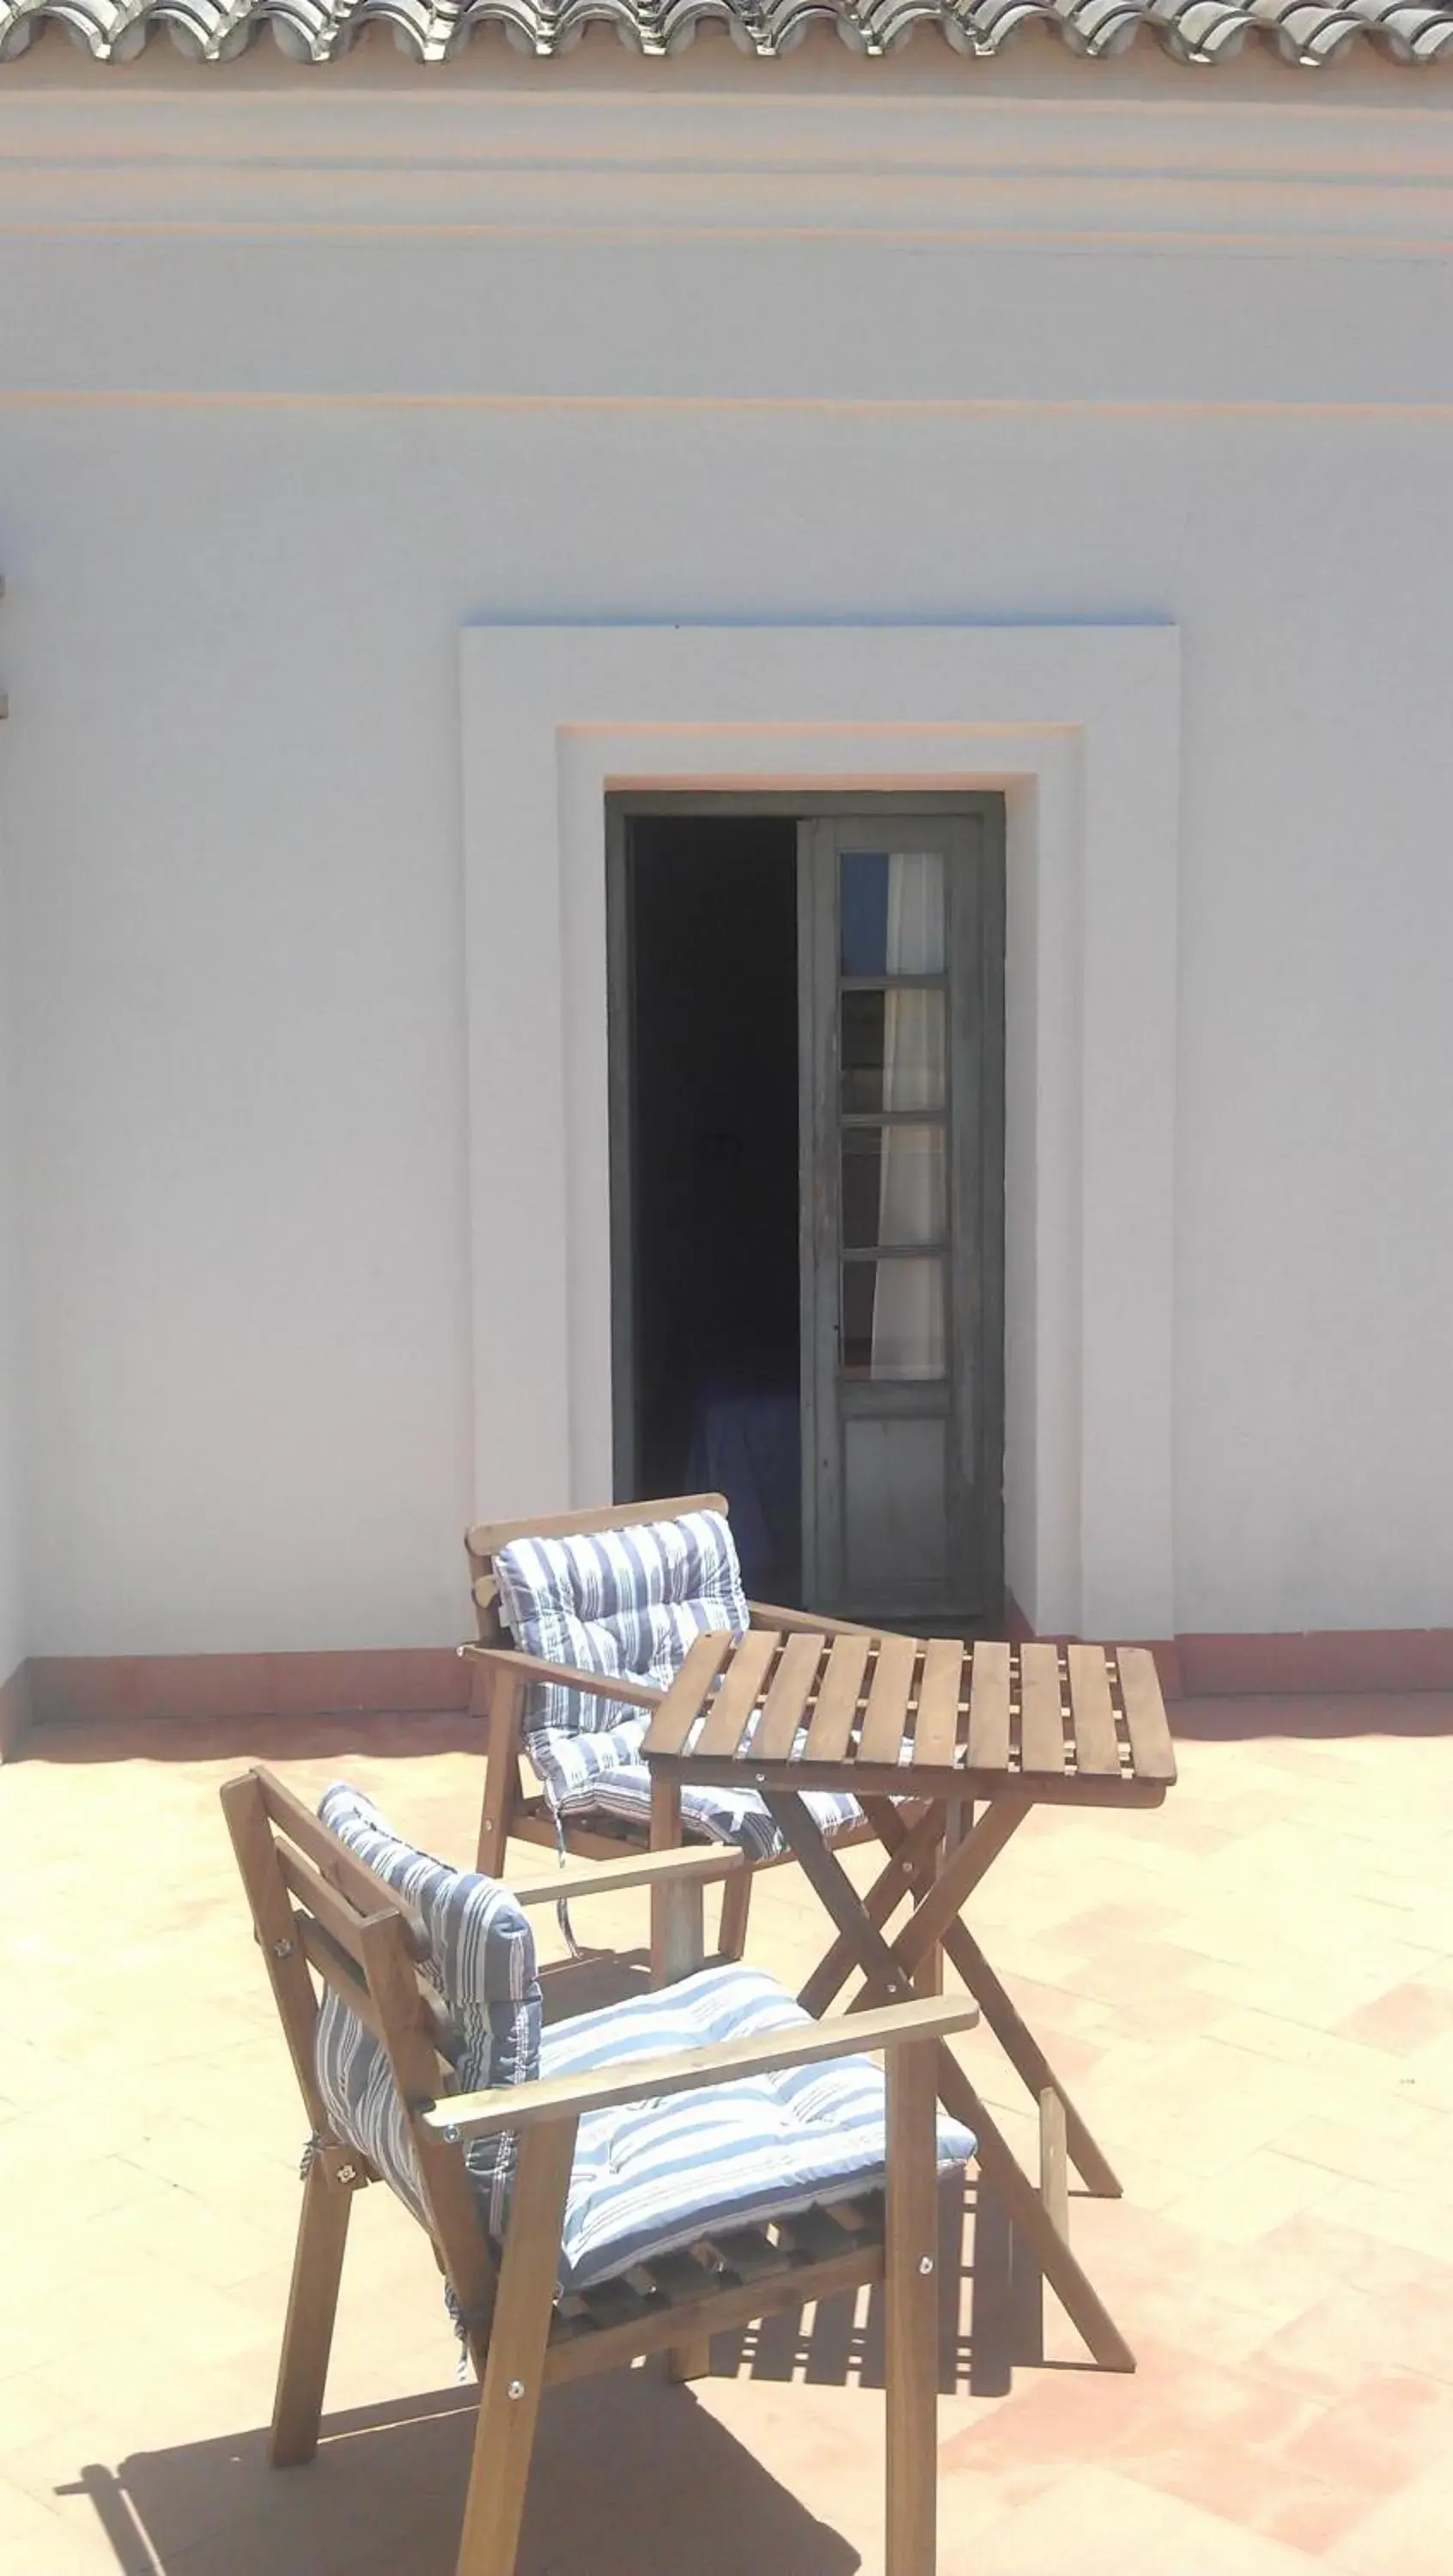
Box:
[607,793,1006,1631]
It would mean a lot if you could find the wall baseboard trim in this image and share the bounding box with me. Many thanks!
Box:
[1004,1601,1182,1700]
[13,1619,1453,1743]
[1006,1599,1453,1700]
[1176,1629,1453,1698]
[27,1648,472,1731]
[0,1662,33,1761]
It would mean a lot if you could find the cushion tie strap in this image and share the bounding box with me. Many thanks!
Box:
[552,1807,586,1962]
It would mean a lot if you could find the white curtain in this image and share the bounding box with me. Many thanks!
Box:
[871,854,945,1379]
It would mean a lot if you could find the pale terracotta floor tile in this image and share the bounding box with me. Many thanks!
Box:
[955,2461,1322,2575]
[0,2474,126,2573]
[1309,2171,1453,2267]
[1282,2369,1453,2500]
[1155,2148,1347,2245]
[1267,2103,1453,2191]
[1338,1980,1453,2055]
[9,1707,1453,2571]
[1323,2464,1453,2575]
[1192,2008,1411,2098]
[1386,2027,1453,2114]
[1249,2278,1453,2402]
[944,2330,1373,2552]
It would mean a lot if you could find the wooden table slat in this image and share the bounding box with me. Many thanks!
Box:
[647,1628,1176,1810]
[1065,1644,1122,1777]
[856,1633,920,1768]
[643,1631,736,1758]
[803,1633,873,1765]
[692,1626,782,1759]
[1115,1647,1177,1783]
[911,1638,966,1768]
[748,1631,829,1765]
[1018,1642,1067,1778]
[964,1640,1011,1773]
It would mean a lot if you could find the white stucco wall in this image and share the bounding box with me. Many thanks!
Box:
[0,54,1450,1654]
[0,765,21,1686]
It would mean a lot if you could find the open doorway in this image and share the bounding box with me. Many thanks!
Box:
[611,813,803,1600]
[609,791,1006,1631]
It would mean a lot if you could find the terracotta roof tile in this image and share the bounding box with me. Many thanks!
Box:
[2,0,1450,60]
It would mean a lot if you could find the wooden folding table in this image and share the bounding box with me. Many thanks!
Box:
[643,1628,1178,2373]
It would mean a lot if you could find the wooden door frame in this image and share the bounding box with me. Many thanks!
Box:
[605,791,1005,1625]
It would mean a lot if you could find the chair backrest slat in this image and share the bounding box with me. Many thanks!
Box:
[252,1766,429,1953]
[277,1863,458,2060]
[296,1913,389,2048]
[222,1770,331,2136]
[275,1840,379,1974]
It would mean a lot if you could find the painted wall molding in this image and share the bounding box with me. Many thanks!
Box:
[5,87,1453,257]
[459,617,1179,1644]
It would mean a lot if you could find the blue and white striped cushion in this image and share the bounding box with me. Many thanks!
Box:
[312,1783,541,2235]
[543,1749,861,1862]
[494,1510,860,1854]
[494,1509,750,1750]
[307,1791,972,2295]
[541,1961,977,2292]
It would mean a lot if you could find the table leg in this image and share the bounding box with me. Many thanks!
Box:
[866,1799,1122,2199]
[797,1803,946,2018]
[763,1791,1136,2375]
[935,1916,1122,2200]
[913,1801,969,1997]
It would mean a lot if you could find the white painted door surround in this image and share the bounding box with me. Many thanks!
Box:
[459,622,1179,1643]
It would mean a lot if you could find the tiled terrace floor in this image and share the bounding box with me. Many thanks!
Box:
[4,1700,1453,2574]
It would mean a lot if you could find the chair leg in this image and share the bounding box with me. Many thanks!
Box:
[885,2040,939,2576]
[718,1862,753,1961]
[477,1666,523,1878]
[665,2335,714,2384]
[270,2160,354,2469]
[648,1777,684,1983]
[455,2119,577,2576]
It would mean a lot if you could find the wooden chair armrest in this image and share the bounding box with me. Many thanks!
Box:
[510,1844,747,1907]
[459,1643,664,1713]
[747,1601,884,1640]
[423,1994,977,2145]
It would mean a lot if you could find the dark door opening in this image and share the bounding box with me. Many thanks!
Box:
[615,814,803,1601]
[610,791,1007,1631]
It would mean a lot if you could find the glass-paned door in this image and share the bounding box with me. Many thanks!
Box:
[799,810,1004,1625]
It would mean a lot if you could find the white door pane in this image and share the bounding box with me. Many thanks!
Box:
[841,987,945,1115]
[841,1125,945,1250]
[840,851,945,977]
[841,1257,945,1380]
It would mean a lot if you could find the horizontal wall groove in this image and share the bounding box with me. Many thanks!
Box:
[8,389,1453,415]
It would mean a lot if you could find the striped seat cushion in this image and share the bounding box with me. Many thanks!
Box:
[494,1510,860,1854]
[312,1784,541,2236]
[531,1747,860,1862]
[307,1789,973,2299]
[541,1961,977,2292]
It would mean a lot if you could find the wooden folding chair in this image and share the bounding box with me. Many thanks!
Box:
[222,1762,976,2576]
[464,1492,880,1975]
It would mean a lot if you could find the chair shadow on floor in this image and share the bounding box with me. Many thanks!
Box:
[69,2373,861,2576]
[64,2172,1055,2576]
